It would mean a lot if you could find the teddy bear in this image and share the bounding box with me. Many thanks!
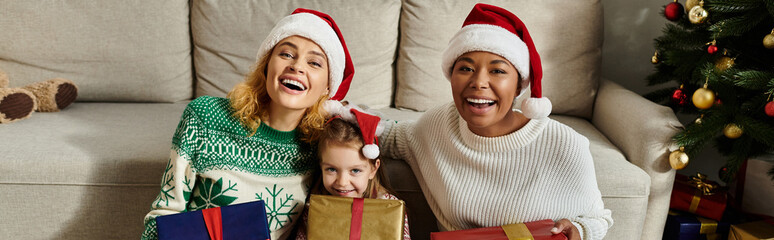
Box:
[0,69,78,123]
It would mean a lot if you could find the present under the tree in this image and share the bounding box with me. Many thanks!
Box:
[306,194,405,240]
[662,210,730,240]
[728,219,774,240]
[670,173,727,221]
[728,156,774,218]
[429,219,567,240]
[155,200,271,240]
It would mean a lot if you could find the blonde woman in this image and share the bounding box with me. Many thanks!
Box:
[142,8,354,240]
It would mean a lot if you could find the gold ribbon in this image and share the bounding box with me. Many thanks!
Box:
[689,194,701,213]
[696,217,718,240]
[502,223,534,240]
[688,173,718,195]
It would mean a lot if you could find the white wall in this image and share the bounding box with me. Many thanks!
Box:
[601,0,728,182]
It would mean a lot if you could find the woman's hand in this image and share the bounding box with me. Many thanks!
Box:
[551,219,580,240]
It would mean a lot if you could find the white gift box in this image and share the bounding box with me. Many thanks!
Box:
[730,154,774,217]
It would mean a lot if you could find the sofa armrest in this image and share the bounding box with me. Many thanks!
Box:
[591,79,682,240]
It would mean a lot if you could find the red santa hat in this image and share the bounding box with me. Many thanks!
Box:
[441,3,551,119]
[349,109,382,159]
[255,8,355,104]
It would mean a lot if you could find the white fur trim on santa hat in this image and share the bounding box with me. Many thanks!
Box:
[322,100,344,118]
[362,144,380,159]
[521,97,552,119]
[256,12,345,99]
[441,24,530,85]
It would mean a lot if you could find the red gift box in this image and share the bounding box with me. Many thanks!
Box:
[670,173,727,221]
[430,219,567,240]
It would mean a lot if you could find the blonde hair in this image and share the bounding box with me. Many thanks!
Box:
[317,118,395,199]
[227,50,328,143]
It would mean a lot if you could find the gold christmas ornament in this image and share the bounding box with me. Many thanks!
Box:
[694,114,704,125]
[652,51,659,64]
[764,29,774,49]
[686,0,700,12]
[723,123,743,139]
[670,147,690,170]
[692,84,715,109]
[688,1,708,24]
[715,56,735,71]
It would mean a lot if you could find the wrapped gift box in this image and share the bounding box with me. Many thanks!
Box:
[670,173,727,221]
[728,219,774,240]
[728,156,774,217]
[430,219,567,240]
[156,200,271,240]
[662,210,730,240]
[307,194,405,240]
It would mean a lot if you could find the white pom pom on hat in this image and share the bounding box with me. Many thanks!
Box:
[361,144,380,160]
[441,3,551,119]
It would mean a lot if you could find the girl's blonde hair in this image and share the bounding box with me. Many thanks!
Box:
[317,118,396,199]
[227,50,328,143]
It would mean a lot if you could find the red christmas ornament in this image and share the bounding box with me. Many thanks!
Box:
[665,1,684,21]
[765,101,774,117]
[707,45,718,54]
[671,88,688,106]
[715,98,723,105]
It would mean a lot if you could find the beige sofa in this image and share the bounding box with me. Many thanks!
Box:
[0,1,681,239]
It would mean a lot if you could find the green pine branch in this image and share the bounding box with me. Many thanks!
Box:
[731,70,774,90]
[656,24,708,51]
[737,115,774,147]
[710,12,769,38]
[706,0,761,13]
[765,0,774,16]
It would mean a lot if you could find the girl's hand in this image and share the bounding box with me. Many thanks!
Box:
[551,219,580,240]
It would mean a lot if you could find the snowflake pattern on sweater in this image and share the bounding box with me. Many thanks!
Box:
[141,96,316,240]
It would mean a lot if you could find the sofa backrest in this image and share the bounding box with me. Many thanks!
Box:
[0,0,602,118]
[0,0,192,103]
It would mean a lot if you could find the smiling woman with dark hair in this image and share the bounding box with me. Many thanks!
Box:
[378,3,613,240]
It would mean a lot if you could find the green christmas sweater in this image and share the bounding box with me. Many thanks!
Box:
[141,96,317,240]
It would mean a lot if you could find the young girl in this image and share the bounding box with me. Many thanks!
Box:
[295,109,411,240]
[141,8,355,240]
[378,3,612,240]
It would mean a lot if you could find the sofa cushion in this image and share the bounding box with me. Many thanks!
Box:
[192,0,400,109]
[0,1,192,103]
[0,103,187,185]
[396,0,602,119]
[551,115,650,197]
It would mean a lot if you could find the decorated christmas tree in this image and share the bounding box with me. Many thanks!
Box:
[646,0,774,182]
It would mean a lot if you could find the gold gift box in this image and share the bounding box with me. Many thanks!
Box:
[728,220,774,240]
[307,194,405,240]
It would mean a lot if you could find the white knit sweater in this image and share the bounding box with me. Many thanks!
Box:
[380,103,613,240]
